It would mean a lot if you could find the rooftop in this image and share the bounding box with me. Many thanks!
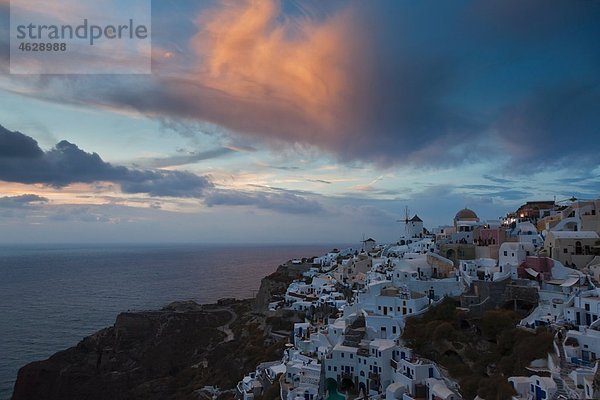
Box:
[549,231,599,239]
[455,208,478,221]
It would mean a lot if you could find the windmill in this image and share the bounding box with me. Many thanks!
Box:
[396,206,410,239]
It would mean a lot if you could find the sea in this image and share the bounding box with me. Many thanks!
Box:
[0,243,343,400]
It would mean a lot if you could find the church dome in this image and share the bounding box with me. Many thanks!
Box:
[455,208,478,221]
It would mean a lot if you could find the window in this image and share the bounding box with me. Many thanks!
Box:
[341,353,344,358]
[328,366,331,371]
[392,326,397,334]
[504,251,508,256]
[350,354,353,359]
[564,248,568,254]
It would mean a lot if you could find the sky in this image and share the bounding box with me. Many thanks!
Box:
[0,0,599,244]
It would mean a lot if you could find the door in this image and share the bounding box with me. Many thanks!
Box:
[535,385,545,400]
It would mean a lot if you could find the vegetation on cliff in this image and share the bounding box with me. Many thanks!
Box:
[402,299,553,400]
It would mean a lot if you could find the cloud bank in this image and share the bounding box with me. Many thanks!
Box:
[2,0,599,172]
[0,125,213,197]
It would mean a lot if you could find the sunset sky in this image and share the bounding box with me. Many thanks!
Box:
[0,0,599,244]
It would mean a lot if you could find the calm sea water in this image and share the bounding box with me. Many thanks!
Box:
[0,243,338,399]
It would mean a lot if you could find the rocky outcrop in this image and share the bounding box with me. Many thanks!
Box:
[12,300,283,400]
[254,264,296,311]
[12,265,298,400]
[12,301,231,400]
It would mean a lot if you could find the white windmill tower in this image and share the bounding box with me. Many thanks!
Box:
[396,206,411,242]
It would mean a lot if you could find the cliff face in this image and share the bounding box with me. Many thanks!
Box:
[12,301,230,400]
[254,264,296,311]
[12,267,297,400]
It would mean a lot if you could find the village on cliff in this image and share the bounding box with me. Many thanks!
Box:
[235,199,600,400]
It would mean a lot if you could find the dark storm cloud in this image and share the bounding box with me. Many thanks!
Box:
[467,0,598,40]
[4,0,600,171]
[0,126,43,157]
[494,83,600,171]
[0,125,213,197]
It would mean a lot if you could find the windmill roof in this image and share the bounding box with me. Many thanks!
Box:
[410,215,423,222]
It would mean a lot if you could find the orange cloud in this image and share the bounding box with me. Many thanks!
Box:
[185,0,370,146]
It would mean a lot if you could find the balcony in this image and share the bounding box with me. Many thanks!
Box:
[570,357,595,368]
[368,371,380,380]
[341,371,354,380]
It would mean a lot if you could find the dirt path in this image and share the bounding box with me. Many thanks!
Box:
[210,308,237,343]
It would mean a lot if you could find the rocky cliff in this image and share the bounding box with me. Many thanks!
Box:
[12,288,295,400]
[254,264,297,311]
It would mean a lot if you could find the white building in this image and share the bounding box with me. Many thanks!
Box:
[498,242,536,279]
[508,375,556,400]
[562,327,600,366]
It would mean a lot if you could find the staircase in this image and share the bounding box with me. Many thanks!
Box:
[552,376,569,399]
[552,334,579,399]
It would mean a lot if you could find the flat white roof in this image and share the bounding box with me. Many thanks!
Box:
[370,338,396,351]
[333,344,359,353]
[550,231,599,239]
[268,364,286,375]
